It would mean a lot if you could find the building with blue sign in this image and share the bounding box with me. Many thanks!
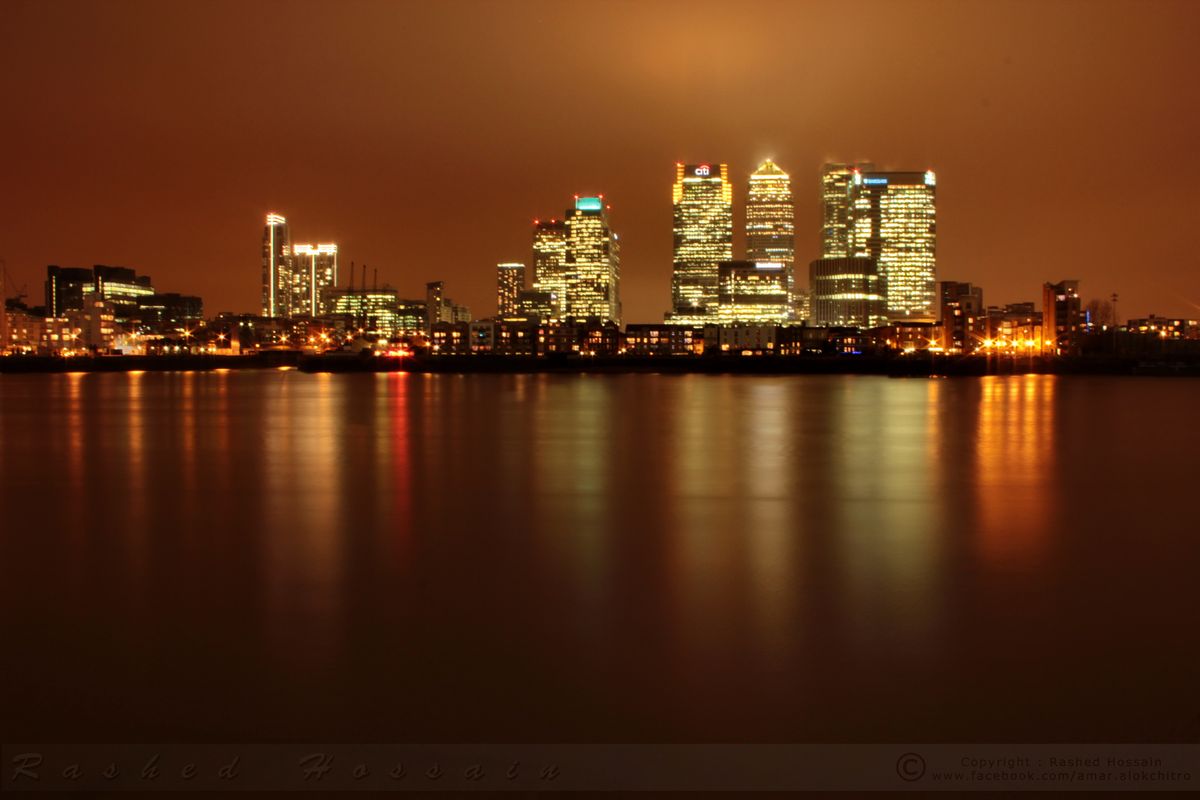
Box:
[850,170,937,321]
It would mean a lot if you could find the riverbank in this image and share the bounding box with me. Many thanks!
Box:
[4,351,1200,376]
[0,351,304,373]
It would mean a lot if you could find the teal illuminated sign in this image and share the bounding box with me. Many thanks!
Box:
[575,197,603,211]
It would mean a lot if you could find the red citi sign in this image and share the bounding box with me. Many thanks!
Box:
[694,165,710,176]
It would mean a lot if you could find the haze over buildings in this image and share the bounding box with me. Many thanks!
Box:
[1,2,1197,324]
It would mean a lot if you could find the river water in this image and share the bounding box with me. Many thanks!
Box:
[1,371,1197,743]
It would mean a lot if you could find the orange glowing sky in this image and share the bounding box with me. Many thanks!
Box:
[2,0,1198,321]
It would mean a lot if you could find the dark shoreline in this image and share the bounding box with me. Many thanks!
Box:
[3,352,1200,377]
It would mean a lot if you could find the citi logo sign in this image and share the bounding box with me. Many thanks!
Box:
[694,165,710,176]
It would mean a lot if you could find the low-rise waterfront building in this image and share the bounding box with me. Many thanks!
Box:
[1125,316,1200,339]
[495,317,540,356]
[623,324,706,356]
[939,281,984,352]
[870,320,942,352]
[1043,279,1082,355]
[430,321,470,354]
[469,321,496,353]
[776,325,869,356]
[716,324,778,354]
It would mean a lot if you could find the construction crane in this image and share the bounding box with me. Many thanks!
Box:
[0,259,30,307]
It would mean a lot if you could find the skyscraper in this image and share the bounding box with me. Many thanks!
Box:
[746,159,795,320]
[564,196,621,324]
[261,212,291,318]
[44,265,95,317]
[746,159,794,265]
[716,261,790,324]
[425,280,445,332]
[292,243,339,316]
[670,162,732,322]
[850,170,937,320]
[532,219,568,318]
[496,262,526,317]
[809,256,887,329]
[821,162,875,258]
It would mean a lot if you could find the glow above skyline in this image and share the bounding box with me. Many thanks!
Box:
[1,0,1197,321]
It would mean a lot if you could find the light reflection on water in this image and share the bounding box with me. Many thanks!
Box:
[1,371,1197,742]
[975,375,1058,564]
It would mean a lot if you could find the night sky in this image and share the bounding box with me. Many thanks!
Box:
[3,0,1198,322]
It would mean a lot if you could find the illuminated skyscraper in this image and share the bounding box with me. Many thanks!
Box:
[532,219,568,318]
[670,162,732,322]
[716,261,790,324]
[564,196,621,324]
[261,212,292,318]
[810,257,888,329]
[746,159,794,266]
[821,162,875,257]
[292,243,338,316]
[746,159,796,320]
[496,262,526,317]
[849,170,937,320]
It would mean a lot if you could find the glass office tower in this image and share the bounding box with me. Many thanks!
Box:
[670,162,732,323]
[850,170,937,320]
[261,212,292,318]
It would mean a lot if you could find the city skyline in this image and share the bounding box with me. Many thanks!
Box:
[0,149,1171,325]
[0,151,1170,332]
[3,1,1197,323]
[5,2,1200,783]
